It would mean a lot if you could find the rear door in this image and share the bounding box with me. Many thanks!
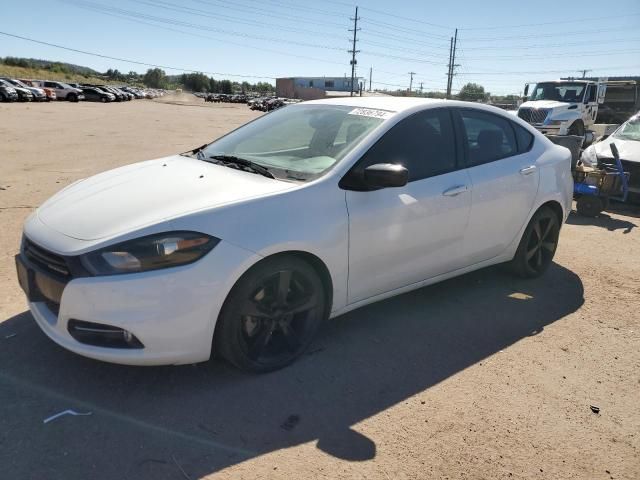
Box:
[344,108,472,304]
[454,108,539,265]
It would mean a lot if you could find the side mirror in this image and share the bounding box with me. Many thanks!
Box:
[364,163,408,188]
[524,84,529,96]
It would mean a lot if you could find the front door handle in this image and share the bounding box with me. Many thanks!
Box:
[442,185,468,197]
[520,165,537,176]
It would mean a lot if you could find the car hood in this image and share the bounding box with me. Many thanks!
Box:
[593,137,640,162]
[36,155,295,241]
[13,86,32,95]
[520,100,571,110]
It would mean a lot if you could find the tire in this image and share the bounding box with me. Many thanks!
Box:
[101,97,106,103]
[0,92,6,102]
[568,121,585,137]
[67,93,77,102]
[510,206,560,278]
[576,196,603,217]
[215,256,327,373]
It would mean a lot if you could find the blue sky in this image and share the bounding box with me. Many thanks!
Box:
[1,0,639,94]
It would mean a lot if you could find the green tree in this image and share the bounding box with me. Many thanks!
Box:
[457,83,488,102]
[220,79,232,94]
[143,68,166,88]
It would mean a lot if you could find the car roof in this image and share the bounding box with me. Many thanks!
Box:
[301,96,519,117]
[303,96,445,112]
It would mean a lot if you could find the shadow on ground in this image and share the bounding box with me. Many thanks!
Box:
[566,209,637,233]
[0,264,583,479]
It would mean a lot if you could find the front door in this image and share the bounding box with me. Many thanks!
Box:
[344,108,472,304]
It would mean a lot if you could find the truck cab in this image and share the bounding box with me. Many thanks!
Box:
[518,80,605,137]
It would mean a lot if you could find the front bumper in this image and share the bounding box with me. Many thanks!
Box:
[19,239,260,365]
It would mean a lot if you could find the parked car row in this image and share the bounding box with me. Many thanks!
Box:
[0,77,167,103]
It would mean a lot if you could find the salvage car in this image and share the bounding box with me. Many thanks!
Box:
[0,77,47,102]
[80,86,115,103]
[0,79,33,102]
[16,98,573,372]
[0,82,18,102]
[581,112,640,200]
[33,80,84,102]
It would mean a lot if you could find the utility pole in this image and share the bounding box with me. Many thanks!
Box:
[579,69,592,78]
[420,82,423,95]
[446,29,459,99]
[348,6,360,97]
[408,72,416,94]
[369,66,372,92]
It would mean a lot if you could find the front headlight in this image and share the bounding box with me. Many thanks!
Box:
[80,231,219,276]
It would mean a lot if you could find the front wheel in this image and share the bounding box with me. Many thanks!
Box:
[67,93,77,102]
[510,206,560,278]
[215,256,326,373]
[568,121,585,137]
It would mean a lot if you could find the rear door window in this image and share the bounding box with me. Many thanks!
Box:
[459,109,517,166]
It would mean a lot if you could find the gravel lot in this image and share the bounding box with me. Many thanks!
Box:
[1,95,638,480]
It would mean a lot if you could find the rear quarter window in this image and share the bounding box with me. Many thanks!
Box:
[513,123,534,153]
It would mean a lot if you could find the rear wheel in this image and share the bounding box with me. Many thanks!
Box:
[576,196,603,217]
[510,206,560,278]
[215,256,326,373]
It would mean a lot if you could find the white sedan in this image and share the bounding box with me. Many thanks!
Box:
[16,98,573,372]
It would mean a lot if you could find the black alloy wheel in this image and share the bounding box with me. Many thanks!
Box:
[215,256,326,372]
[511,206,560,278]
[67,93,77,102]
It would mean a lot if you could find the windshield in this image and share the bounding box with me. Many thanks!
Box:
[199,104,388,180]
[9,79,27,88]
[528,82,586,102]
[613,116,640,142]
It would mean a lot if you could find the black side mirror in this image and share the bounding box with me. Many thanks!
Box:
[364,163,408,188]
[524,84,529,96]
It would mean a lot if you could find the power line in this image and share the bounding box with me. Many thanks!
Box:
[457,65,640,75]
[459,12,640,30]
[63,0,345,51]
[458,36,640,51]
[131,0,344,38]
[0,30,276,79]
[187,0,347,28]
[359,6,452,30]
[460,26,640,41]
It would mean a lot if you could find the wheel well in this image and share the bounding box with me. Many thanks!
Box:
[539,200,564,226]
[280,251,334,316]
[229,251,334,317]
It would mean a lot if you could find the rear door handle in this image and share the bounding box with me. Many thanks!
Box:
[442,185,468,197]
[520,165,537,175]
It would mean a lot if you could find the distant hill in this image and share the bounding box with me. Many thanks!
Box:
[1,56,101,76]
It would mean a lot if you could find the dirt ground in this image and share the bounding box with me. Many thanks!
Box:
[1,95,638,480]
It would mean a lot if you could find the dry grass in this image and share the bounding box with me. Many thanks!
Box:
[0,64,110,84]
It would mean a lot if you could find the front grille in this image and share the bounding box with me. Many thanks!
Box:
[23,238,70,278]
[518,108,550,125]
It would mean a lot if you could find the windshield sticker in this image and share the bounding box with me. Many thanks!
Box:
[348,108,394,119]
